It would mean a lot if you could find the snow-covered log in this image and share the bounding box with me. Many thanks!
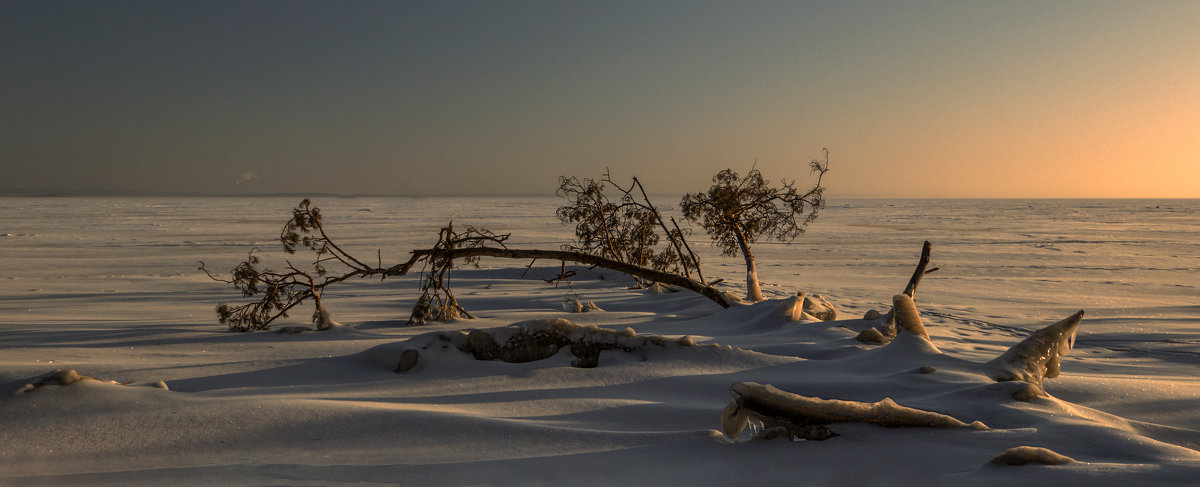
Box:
[721,382,987,441]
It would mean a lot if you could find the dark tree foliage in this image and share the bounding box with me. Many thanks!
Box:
[679,150,830,301]
[555,171,702,282]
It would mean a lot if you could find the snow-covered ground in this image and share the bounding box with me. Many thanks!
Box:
[1,197,1197,486]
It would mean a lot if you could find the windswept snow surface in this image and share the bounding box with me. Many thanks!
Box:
[1,197,1198,486]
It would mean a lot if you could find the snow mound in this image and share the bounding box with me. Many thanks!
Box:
[14,369,168,394]
[562,296,603,312]
[988,446,1076,466]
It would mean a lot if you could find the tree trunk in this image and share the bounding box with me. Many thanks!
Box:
[386,247,734,308]
[731,224,763,302]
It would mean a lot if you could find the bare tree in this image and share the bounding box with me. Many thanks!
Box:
[679,151,829,302]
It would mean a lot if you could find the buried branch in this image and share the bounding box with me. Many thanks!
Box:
[857,241,939,344]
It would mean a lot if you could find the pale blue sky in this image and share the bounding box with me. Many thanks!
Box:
[2,1,1197,197]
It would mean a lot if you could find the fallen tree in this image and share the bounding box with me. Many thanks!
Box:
[201,199,734,331]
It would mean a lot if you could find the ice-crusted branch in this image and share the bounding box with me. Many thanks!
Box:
[721,382,987,441]
[987,310,1085,385]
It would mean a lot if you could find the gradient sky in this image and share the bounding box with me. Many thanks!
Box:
[2,1,1197,198]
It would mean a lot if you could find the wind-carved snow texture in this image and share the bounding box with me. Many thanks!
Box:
[5,198,1200,485]
[726,298,1096,441]
[721,382,987,441]
[987,310,1084,385]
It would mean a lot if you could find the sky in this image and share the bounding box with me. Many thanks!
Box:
[2,1,1197,198]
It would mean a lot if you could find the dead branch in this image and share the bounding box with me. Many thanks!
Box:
[902,240,936,298]
[670,216,707,285]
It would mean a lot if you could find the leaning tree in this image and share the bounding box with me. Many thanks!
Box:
[680,150,829,302]
[556,170,704,284]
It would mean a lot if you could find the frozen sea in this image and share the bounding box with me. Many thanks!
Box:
[1,196,1198,485]
[3,195,1197,379]
[2,196,1195,329]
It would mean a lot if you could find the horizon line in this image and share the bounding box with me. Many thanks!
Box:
[2,188,1197,201]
